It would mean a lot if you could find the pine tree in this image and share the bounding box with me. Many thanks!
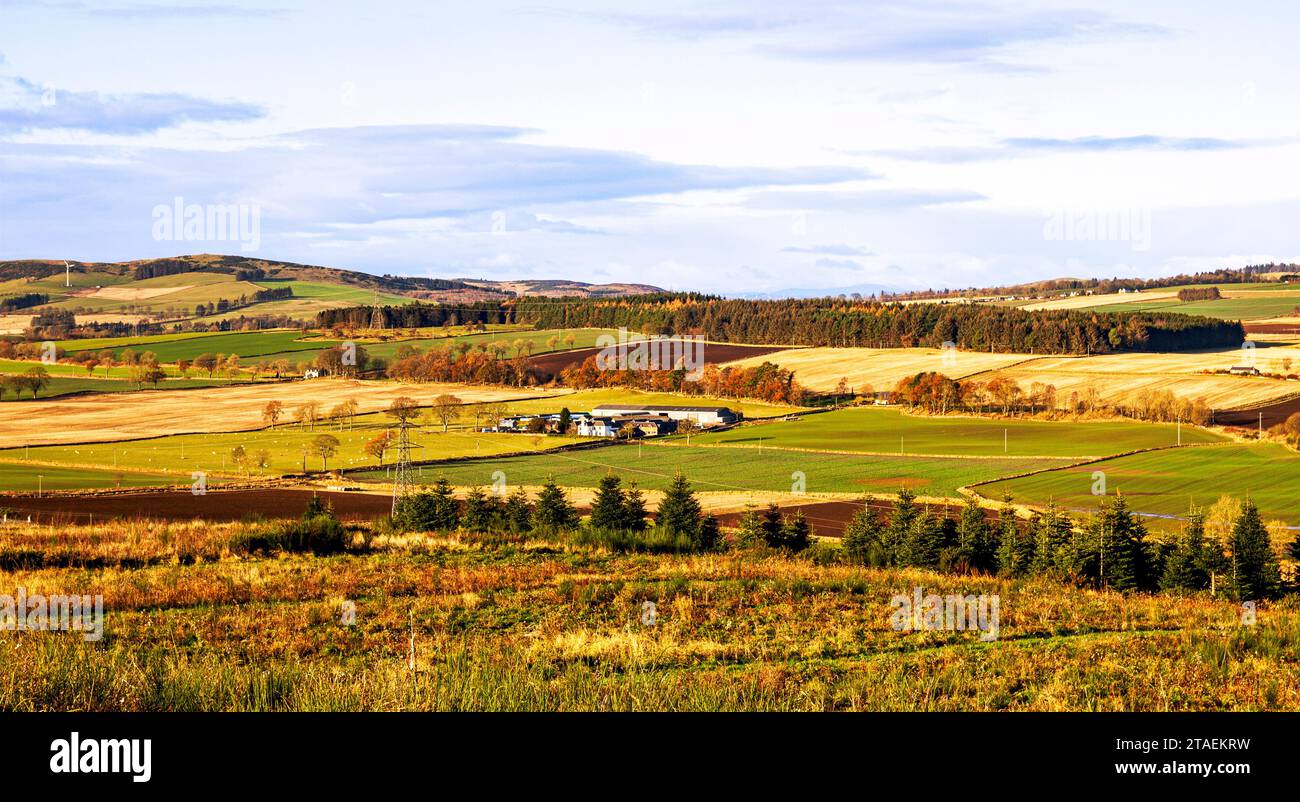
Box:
[394,477,460,532]
[905,512,947,569]
[1229,498,1281,600]
[1028,502,1073,577]
[697,515,722,552]
[955,497,992,571]
[735,506,765,547]
[461,486,499,532]
[621,482,648,532]
[532,478,579,531]
[656,472,703,540]
[1159,507,1213,591]
[842,505,884,565]
[995,505,1033,578]
[759,504,785,548]
[779,510,811,552]
[884,488,920,565]
[588,473,628,530]
[503,487,533,533]
[1084,493,1151,591]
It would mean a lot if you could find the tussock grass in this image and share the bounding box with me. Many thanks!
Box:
[1,520,1296,711]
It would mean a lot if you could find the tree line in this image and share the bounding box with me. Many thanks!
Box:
[834,490,1290,600]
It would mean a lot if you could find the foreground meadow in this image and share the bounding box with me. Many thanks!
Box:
[2,518,1295,711]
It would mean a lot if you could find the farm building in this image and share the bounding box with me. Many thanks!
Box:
[578,415,677,438]
[589,404,739,426]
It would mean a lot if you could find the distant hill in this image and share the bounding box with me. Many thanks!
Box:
[0,255,664,328]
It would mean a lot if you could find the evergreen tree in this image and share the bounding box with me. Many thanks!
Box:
[1229,498,1281,600]
[588,473,628,530]
[904,512,947,569]
[955,497,992,571]
[735,506,766,547]
[779,510,811,552]
[460,486,499,532]
[1028,502,1073,577]
[502,487,533,533]
[842,505,884,565]
[759,504,785,548]
[995,503,1033,578]
[621,482,648,532]
[656,472,703,541]
[394,477,460,531]
[1159,507,1213,591]
[557,407,571,434]
[884,488,920,565]
[1083,493,1151,591]
[532,478,579,531]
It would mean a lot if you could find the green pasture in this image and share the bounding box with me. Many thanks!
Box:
[691,407,1226,458]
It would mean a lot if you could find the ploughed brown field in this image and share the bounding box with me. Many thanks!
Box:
[1213,394,1300,428]
[527,341,790,382]
[1,488,394,523]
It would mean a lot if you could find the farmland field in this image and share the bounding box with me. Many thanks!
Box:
[1025,283,1300,321]
[60,329,337,362]
[0,378,569,448]
[470,387,805,420]
[691,407,1226,457]
[974,442,1300,526]
[723,346,1038,393]
[0,426,590,478]
[354,441,1078,500]
[0,374,250,400]
[0,461,175,492]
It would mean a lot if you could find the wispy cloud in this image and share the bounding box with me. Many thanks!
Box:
[780,243,871,256]
[0,76,264,134]
[869,134,1289,162]
[748,188,985,211]
[1,0,288,19]
[568,1,1168,69]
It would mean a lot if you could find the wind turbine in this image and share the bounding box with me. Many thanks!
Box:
[63,261,73,288]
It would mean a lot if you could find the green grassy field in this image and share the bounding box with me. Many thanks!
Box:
[1070,283,1300,321]
[0,462,176,492]
[975,442,1300,525]
[58,329,336,363]
[692,407,1225,458]
[49,272,267,314]
[357,442,1077,499]
[0,424,590,478]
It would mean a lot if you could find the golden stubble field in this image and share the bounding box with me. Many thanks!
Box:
[728,344,1300,407]
[723,347,1037,392]
[0,379,572,448]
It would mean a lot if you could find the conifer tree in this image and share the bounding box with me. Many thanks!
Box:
[905,512,947,569]
[533,478,579,531]
[503,487,533,533]
[779,510,811,552]
[735,506,766,547]
[1159,507,1214,591]
[1028,502,1073,577]
[1084,493,1151,591]
[621,482,648,532]
[656,472,703,540]
[1229,498,1281,600]
[461,486,499,532]
[759,504,785,548]
[885,488,920,565]
[842,505,884,565]
[588,473,628,530]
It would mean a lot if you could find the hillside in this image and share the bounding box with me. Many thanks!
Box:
[0,255,665,328]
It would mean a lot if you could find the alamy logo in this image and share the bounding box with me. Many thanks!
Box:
[152,196,261,252]
[890,586,999,641]
[50,732,151,783]
[0,588,103,641]
[1043,206,1151,252]
[594,327,706,381]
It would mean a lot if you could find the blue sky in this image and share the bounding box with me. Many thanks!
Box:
[2,0,1299,293]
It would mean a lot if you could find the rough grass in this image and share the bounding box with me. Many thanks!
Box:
[1,519,1296,711]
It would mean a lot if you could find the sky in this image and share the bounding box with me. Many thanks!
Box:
[2,0,1299,295]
